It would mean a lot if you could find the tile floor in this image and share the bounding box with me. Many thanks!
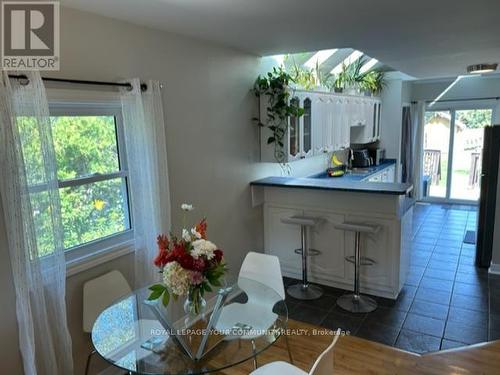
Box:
[284,203,500,354]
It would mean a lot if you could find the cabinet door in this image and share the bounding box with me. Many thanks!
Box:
[324,96,336,151]
[332,98,343,150]
[341,99,351,148]
[312,95,325,155]
[344,215,395,290]
[265,206,303,274]
[301,97,313,158]
[376,102,382,140]
[304,209,347,281]
[288,97,301,161]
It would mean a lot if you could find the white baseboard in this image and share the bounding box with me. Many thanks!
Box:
[489,263,500,275]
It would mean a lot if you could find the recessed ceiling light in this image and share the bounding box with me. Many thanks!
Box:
[467,63,498,74]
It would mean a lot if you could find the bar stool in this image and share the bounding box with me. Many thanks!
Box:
[280,215,323,300]
[334,222,380,313]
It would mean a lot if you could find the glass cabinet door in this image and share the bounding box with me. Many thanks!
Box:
[302,98,312,156]
[289,97,300,158]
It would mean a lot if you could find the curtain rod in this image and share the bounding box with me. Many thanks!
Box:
[7,74,150,92]
[411,96,500,104]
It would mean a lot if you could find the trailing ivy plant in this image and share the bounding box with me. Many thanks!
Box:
[253,67,304,166]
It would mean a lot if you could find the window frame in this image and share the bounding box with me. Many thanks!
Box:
[47,101,134,263]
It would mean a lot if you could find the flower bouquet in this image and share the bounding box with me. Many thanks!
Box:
[148,204,226,315]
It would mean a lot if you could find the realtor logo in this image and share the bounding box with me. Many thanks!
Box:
[2,1,60,70]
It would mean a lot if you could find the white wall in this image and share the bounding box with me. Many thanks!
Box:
[0,7,328,374]
[380,78,404,181]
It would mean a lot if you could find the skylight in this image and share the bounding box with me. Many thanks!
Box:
[330,50,363,74]
[303,49,338,69]
[360,58,378,73]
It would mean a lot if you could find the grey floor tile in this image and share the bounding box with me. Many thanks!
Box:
[289,305,329,326]
[447,306,487,329]
[489,314,500,331]
[450,293,488,312]
[320,308,365,335]
[297,293,337,311]
[453,281,488,298]
[403,313,445,337]
[423,268,456,281]
[363,306,407,328]
[489,329,500,341]
[455,271,487,285]
[419,276,454,292]
[433,246,461,255]
[444,321,488,344]
[440,339,469,350]
[356,322,400,346]
[426,259,458,272]
[430,253,459,263]
[395,329,441,354]
[415,287,451,306]
[409,300,449,320]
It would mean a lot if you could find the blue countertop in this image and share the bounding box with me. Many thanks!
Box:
[251,160,413,195]
[309,159,397,181]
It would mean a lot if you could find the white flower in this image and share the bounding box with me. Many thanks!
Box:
[191,227,202,239]
[182,228,191,242]
[191,239,217,260]
[181,203,194,211]
[163,261,191,296]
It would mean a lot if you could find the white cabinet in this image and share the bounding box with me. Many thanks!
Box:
[366,164,395,183]
[263,200,411,299]
[259,89,382,163]
[349,98,382,145]
[344,215,396,290]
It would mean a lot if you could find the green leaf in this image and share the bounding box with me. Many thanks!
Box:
[149,284,166,292]
[162,290,170,307]
[148,289,163,301]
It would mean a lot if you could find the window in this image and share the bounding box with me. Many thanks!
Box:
[23,103,131,257]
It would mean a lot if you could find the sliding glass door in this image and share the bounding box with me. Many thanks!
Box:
[422,108,492,202]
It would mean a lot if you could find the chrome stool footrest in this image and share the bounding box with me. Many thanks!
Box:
[344,255,376,266]
[294,248,321,256]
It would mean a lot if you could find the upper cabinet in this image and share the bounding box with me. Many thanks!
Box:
[259,90,382,163]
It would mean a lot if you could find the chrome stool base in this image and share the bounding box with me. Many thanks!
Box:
[287,283,323,300]
[337,293,377,313]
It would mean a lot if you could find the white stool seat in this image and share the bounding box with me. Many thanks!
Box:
[250,361,307,375]
[334,222,380,234]
[281,215,321,227]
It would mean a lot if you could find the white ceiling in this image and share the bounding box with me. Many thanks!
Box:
[61,0,500,78]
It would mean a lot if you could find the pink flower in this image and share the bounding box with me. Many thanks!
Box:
[190,271,204,285]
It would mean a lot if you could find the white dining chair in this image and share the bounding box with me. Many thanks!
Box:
[249,328,341,375]
[83,270,132,375]
[214,252,293,369]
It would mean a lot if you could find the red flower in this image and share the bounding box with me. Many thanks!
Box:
[192,257,207,272]
[213,249,223,263]
[154,234,172,268]
[157,234,169,251]
[195,219,208,239]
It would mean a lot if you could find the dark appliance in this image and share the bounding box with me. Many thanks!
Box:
[476,125,500,268]
[352,149,372,168]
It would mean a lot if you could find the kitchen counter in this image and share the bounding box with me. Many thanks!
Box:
[250,160,414,299]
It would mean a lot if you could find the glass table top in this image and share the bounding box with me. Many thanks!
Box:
[91,277,288,375]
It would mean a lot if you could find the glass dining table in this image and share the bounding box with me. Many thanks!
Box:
[91,277,288,374]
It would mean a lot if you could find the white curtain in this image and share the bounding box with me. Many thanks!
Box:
[0,72,73,374]
[411,101,426,200]
[120,79,171,288]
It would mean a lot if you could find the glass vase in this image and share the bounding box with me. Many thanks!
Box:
[183,288,207,316]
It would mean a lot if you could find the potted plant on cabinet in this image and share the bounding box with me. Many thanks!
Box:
[253,67,305,166]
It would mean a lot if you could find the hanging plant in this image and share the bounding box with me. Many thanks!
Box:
[253,67,304,165]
